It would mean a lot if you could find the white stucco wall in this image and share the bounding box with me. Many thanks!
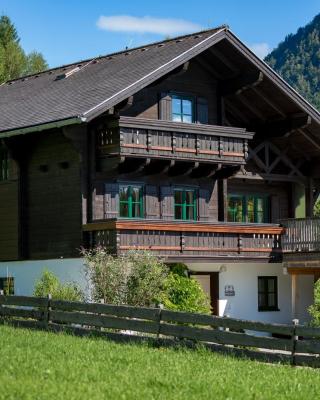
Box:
[189,262,314,325]
[0,258,314,325]
[0,258,86,296]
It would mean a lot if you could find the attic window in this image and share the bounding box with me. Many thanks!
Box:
[55,66,80,80]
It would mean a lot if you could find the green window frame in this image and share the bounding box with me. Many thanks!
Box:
[227,194,269,223]
[0,277,14,295]
[171,94,195,123]
[258,276,279,312]
[0,146,8,181]
[119,185,144,218]
[174,188,197,221]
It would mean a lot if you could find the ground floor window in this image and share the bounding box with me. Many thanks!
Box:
[0,277,14,295]
[119,185,144,218]
[228,194,269,223]
[258,276,278,311]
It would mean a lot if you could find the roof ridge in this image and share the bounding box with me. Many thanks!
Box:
[5,25,228,84]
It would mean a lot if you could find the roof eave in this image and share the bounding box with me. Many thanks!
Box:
[0,116,86,139]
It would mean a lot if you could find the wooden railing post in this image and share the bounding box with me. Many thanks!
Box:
[180,232,185,253]
[238,234,242,254]
[291,318,299,366]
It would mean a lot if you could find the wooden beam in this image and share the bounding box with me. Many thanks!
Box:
[194,57,225,79]
[221,71,263,97]
[213,165,241,180]
[236,95,266,121]
[208,47,239,76]
[251,87,286,118]
[298,128,320,152]
[83,220,284,235]
[256,114,311,137]
[224,100,251,125]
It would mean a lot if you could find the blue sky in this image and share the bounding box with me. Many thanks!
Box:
[1,0,319,67]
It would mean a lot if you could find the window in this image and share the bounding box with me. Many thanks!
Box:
[171,94,194,123]
[119,185,143,218]
[227,194,269,223]
[0,277,14,295]
[0,146,8,181]
[258,276,278,311]
[174,189,197,220]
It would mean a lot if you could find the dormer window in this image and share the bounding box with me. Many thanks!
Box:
[171,94,194,123]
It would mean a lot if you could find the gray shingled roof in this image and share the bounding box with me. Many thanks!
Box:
[1,26,320,136]
[0,27,225,134]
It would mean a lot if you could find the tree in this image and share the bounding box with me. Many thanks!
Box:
[265,13,320,110]
[0,15,48,83]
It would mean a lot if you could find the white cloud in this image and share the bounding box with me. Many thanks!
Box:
[96,15,202,36]
[249,42,271,59]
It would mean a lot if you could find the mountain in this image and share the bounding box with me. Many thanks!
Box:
[265,14,320,110]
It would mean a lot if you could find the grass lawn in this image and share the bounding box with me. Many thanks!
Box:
[0,325,320,400]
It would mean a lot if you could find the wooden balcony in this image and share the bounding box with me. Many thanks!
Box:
[83,219,283,262]
[281,218,320,273]
[96,117,254,167]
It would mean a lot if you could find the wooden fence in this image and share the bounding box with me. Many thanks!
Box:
[1,295,320,367]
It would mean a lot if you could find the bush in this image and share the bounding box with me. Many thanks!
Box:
[158,265,211,314]
[82,248,168,306]
[126,251,169,307]
[34,270,84,302]
[308,278,320,326]
[82,248,131,304]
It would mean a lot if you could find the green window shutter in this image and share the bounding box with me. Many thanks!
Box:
[196,97,208,124]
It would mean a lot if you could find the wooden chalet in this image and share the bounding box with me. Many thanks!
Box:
[1,26,320,322]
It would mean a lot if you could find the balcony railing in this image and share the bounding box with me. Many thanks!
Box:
[83,219,283,261]
[96,117,254,165]
[281,218,320,253]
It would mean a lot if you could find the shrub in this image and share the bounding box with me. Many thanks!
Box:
[82,248,168,306]
[82,248,131,304]
[158,265,211,314]
[34,270,84,302]
[126,251,169,307]
[308,278,320,326]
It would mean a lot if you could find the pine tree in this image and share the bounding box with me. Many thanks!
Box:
[265,14,320,110]
[0,15,48,83]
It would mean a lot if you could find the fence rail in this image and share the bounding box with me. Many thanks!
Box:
[1,295,320,367]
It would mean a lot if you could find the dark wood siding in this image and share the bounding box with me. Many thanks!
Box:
[27,131,81,259]
[0,155,19,260]
[94,175,219,223]
[121,60,218,124]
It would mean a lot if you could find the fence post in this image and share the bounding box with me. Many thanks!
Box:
[157,303,163,341]
[0,290,3,319]
[43,294,52,329]
[291,318,299,366]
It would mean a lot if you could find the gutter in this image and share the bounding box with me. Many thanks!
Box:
[0,116,87,139]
